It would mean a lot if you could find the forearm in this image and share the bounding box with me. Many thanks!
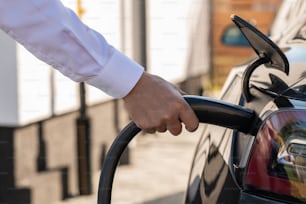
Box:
[0,0,143,98]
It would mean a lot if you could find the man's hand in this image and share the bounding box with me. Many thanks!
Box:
[123,72,199,135]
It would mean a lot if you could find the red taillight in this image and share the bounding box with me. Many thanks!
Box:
[245,109,306,202]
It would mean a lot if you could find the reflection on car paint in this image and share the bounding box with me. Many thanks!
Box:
[245,109,306,201]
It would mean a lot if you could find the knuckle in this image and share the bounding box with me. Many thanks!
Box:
[173,100,185,110]
[161,113,173,122]
[136,121,150,130]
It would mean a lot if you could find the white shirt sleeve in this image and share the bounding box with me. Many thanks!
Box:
[0,0,144,98]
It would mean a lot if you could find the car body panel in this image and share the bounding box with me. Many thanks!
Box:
[186,44,306,203]
[185,0,306,203]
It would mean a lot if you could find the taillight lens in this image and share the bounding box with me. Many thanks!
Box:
[245,109,306,202]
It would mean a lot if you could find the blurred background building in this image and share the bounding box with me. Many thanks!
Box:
[0,0,281,203]
[211,0,282,88]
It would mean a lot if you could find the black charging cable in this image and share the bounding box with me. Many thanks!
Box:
[97,95,257,204]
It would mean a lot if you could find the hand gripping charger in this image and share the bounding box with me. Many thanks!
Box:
[97,95,258,204]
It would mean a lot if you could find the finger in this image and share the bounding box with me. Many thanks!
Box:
[156,125,167,133]
[167,120,182,136]
[179,105,199,132]
[144,128,156,134]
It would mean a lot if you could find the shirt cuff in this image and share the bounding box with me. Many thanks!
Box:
[86,48,144,99]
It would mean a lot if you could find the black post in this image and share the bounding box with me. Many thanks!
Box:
[0,127,31,203]
[76,82,92,195]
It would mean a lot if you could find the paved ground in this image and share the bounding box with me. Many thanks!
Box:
[56,127,204,204]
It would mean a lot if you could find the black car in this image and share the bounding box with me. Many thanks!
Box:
[98,7,306,204]
[185,14,306,204]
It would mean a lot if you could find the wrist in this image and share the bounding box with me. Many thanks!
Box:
[86,49,144,98]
